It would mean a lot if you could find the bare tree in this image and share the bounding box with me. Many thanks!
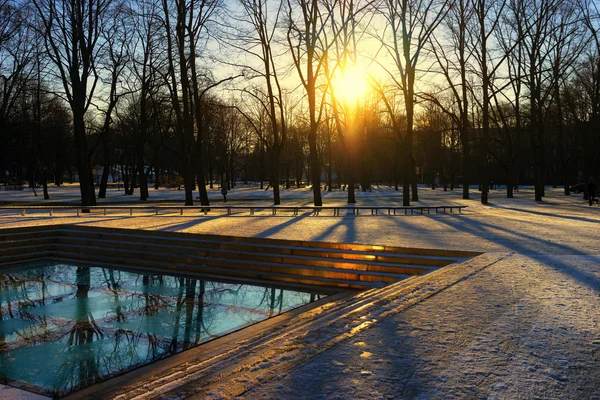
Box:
[427,0,473,199]
[467,0,509,204]
[494,2,526,197]
[508,0,562,201]
[33,0,111,208]
[376,0,451,205]
[547,2,588,195]
[96,1,131,198]
[577,0,600,182]
[322,0,365,204]
[286,0,333,206]
[229,0,289,205]
[161,0,222,206]
[0,1,36,185]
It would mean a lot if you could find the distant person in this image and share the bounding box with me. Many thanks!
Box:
[587,179,597,206]
[221,184,228,203]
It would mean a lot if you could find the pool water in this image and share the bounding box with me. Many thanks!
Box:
[0,261,325,397]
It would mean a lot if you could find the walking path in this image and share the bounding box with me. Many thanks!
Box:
[1,186,599,399]
[239,253,600,399]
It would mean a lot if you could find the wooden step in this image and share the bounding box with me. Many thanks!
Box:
[0,224,479,290]
[0,251,51,266]
[60,225,480,258]
[58,230,462,267]
[49,251,379,289]
[54,237,438,275]
[52,243,412,285]
[0,228,60,243]
[0,237,54,249]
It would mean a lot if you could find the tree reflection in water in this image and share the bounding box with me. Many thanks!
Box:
[0,262,324,397]
[65,266,103,390]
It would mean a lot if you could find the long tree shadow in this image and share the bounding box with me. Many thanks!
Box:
[311,216,357,244]
[432,214,578,254]
[496,206,600,225]
[385,214,446,238]
[533,254,600,293]
[254,214,312,238]
[0,216,62,224]
[433,216,600,293]
[155,216,223,232]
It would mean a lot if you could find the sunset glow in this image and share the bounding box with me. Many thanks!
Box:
[332,65,369,105]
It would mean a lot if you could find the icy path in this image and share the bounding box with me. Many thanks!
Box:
[239,254,600,399]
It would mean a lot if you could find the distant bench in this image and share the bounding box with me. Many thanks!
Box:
[0,204,467,217]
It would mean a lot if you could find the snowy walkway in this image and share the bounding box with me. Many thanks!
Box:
[1,186,599,399]
[239,253,600,399]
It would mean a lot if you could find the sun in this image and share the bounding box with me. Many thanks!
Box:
[332,64,368,105]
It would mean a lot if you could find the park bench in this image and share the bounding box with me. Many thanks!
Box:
[0,204,467,217]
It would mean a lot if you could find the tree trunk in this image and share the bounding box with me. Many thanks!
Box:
[459,0,470,200]
[271,150,281,205]
[507,161,514,198]
[154,161,160,190]
[327,134,333,192]
[128,163,137,196]
[394,141,400,191]
[308,133,322,206]
[98,123,110,198]
[554,84,569,195]
[285,162,290,189]
[402,153,410,206]
[195,138,210,206]
[137,145,148,201]
[479,5,489,205]
[272,162,281,205]
[259,143,264,189]
[42,179,49,200]
[347,151,356,204]
[208,140,214,189]
[121,164,129,194]
[411,166,419,201]
[73,111,96,209]
[406,69,418,203]
[461,135,470,199]
[182,168,194,205]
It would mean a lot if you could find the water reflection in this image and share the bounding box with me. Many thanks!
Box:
[0,262,324,397]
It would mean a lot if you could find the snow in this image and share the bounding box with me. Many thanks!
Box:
[237,254,600,400]
[1,185,599,256]
[0,385,49,400]
[1,185,600,399]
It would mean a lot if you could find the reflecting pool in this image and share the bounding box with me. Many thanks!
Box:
[0,261,325,397]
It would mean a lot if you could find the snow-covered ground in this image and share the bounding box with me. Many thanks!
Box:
[1,185,599,399]
[236,253,600,400]
[1,185,598,254]
[0,182,581,207]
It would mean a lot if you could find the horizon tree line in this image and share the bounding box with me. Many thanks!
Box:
[0,0,599,207]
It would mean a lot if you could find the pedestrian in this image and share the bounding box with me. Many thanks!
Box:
[587,178,597,206]
[221,184,228,203]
